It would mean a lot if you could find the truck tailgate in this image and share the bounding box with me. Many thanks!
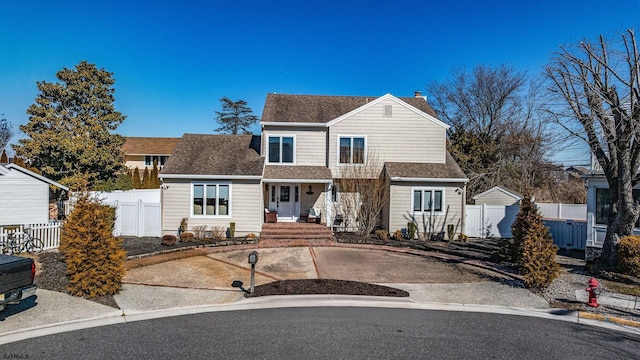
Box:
[0,255,34,294]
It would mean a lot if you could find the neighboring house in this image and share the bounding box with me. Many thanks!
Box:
[122,137,181,170]
[160,93,468,238]
[0,163,68,225]
[473,186,522,206]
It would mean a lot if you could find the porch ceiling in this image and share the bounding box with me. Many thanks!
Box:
[263,165,332,182]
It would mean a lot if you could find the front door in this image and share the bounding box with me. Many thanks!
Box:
[268,183,298,221]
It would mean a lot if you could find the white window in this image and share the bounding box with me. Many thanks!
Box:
[412,188,444,214]
[338,136,366,164]
[192,183,230,217]
[268,136,295,164]
[145,155,168,166]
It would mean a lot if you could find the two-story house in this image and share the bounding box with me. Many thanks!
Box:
[122,137,181,170]
[159,93,468,238]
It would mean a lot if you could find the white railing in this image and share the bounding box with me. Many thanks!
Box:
[0,221,63,251]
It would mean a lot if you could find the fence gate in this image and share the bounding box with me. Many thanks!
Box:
[111,200,161,237]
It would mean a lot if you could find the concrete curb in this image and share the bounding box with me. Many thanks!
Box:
[2,295,639,345]
[579,311,640,328]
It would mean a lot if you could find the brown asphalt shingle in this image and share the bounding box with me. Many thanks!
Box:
[160,134,264,176]
[261,94,437,123]
[122,137,181,155]
[385,153,468,180]
[263,165,332,180]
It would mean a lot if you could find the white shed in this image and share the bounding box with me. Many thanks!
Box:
[473,186,522,206]
[0,163,68,225]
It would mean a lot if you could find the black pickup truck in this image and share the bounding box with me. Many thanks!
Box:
[0,254,37,311]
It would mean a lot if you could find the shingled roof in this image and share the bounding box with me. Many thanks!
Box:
[261,94,438,123]
[263,165,332,181]
[384,153,468,181]
[122,137,181,155]
[161,134,264,176]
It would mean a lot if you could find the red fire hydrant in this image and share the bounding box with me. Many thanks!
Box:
[586,277,601,307]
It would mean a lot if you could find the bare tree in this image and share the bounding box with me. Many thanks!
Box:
[427,65,553,198]
[0,115,14,151]
[333,152,387,236]
[545,29,640,268]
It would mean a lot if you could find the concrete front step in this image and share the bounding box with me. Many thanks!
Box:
[258,238,335,247]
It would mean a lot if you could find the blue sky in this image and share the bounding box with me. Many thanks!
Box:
[1,0,639,165]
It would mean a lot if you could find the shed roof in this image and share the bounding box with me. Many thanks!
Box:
[384,153,468,182]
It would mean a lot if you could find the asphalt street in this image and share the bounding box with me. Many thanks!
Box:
[1,307,639,359]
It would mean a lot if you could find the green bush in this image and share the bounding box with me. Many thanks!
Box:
[447,224,455,241]
[512,196,560,289]
[375,230,388,240]
[392,229,403,241]
[229,222,236,238]
[59,195,126,298]
[618,235,640,277]
[407,222,416,240]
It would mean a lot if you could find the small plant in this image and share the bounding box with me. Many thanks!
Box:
[407,222,416,240]
[162,235,177,246]
[245,233,256,240]
[192,225,208,240]
[180,231,195,242]
[375,230,388,240]
[458,233,468,242]
[229,222,236,238]
[392,229,403,241]
[179,217,188,233]
[618,235,640,277]
[210,225,226,241]
[447,224,455,241]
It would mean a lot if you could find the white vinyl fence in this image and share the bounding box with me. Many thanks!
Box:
[465,203,588,250]
[90,189,162,237]
[0,221,63,252]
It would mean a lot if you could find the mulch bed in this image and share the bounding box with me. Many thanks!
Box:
[248,279,409,298]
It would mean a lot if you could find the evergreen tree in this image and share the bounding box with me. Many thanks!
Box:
[13,61,126,188]
[511,196,560,289]
[0,149,7,163]
[151,159,160,188]
[59,194,126,298]
[132,167,142,188]
[142,167,150,189]
[214,97,258,134]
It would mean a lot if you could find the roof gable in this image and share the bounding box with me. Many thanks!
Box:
[1,164,69,190]
[260,93,445,128]
[472,186,522,201]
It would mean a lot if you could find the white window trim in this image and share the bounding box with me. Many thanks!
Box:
[410,187,445,215]
[145,155,169,166]
[266,134,296,165]
[336,134,367,166]
[190,181,232,218]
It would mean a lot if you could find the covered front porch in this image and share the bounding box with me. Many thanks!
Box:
[262,165,333,225]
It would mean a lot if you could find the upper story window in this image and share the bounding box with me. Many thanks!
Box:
[412,188,444,214]
[145,155,168,166]
[192,183,230,217]
[339,136,365,164]
[268,136,294,164]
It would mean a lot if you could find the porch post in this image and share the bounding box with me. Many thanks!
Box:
[325,183,332,227]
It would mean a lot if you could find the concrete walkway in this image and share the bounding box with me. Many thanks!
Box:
[1,244,638,344]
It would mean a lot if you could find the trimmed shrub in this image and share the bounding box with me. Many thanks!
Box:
[229,222,236,238]
[512,196,560,289]
[375,230,388,240]
[458,233,468,242]
[162,235,177,246]
[407,222,417,240]
[447,224,455,241]
[245,233,256,240]
[618,235,640,277]
[392,229,403,241]
[210,226,226,240]
[180,231,195,242]
[59,195,126,298]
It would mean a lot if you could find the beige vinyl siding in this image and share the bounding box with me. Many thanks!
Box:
[387,182,465,238]
[161,178,262,236]
[0,170,50,224]
[125,155,146,170]
[262,126,327,166]
[329,99,446,177]
[474,190,520,206]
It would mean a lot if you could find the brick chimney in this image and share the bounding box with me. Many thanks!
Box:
[414,91,422,98]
